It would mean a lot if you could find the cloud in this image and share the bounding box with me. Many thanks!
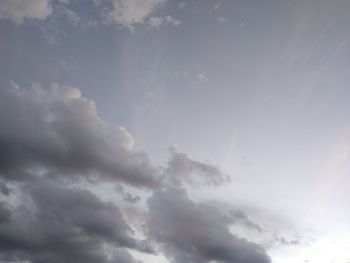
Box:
[0,83,161,188]
[0,180,149,263]
[0,81,268,262]
[210,201,306,251]
[62,8,80,26]
[147,188,271,263]
[218,16,227,24]
[0,0,52,24]
[105,0,166,29]
[147,16,163,29]
[0,202,11,224]
[165,146,230,186]
[148,15,181,29]
[227,210,264,233]
[164,15,181,26]
[0,181,10,196]
[123,192,141,204]
[0,82,232,189]
[197,72,209,82]
[115,184,142,204]
[38,3,82,45]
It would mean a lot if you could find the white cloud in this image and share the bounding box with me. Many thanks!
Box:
[0,0,52,24]
[197,73,209,82]
[148,16,163,29]
[164,15,181,26]
[148,15,181,29]
[105,0,166,29]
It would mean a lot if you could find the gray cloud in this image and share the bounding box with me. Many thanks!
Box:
[0,82,231,190]
[123,192,142,204]
[0,202,11,224]
[0,0,52,24]
[0,180,149,263]
[0,181,10,196]
[147,188,271,263]
[227,210,264,233]
[115,184,142,204]
[0,83,161,188]
[0,82,263,262]
[165,146,230,186]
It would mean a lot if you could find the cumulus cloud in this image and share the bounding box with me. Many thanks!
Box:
[105,0,166,29]
[147,188,271,263]
[0,0,52,24]
[0,83,161,188]
[0,82,233,189]
[0,180,149,263]
[0,82,269,262]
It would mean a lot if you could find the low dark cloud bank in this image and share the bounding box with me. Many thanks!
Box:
[0,83,270,263]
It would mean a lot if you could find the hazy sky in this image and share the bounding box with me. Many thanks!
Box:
[1,0,350,262]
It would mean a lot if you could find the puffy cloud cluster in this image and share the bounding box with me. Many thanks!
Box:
[0,83,270,263]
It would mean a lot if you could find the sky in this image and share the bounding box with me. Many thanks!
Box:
[1,0,350,262]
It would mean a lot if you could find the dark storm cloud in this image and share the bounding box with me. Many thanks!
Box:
[147,188,271,263]
[0,83,161,188]
[0,180,150,263]
[165,146,230,186]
